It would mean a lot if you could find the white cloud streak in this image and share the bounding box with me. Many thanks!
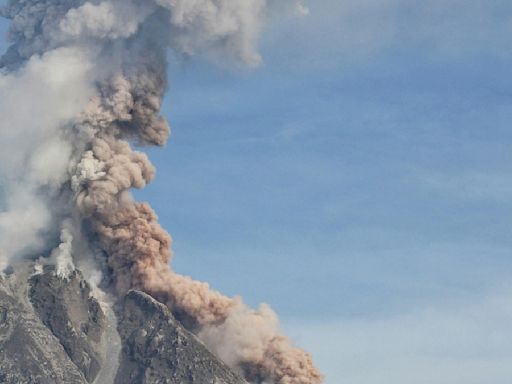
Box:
[264,0,512,70]
[286,290,512,384]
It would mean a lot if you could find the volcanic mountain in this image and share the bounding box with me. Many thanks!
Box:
[0,264,247,384]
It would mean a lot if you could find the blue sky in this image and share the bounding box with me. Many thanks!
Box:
[140,1,512,382]
[3,1,512,382]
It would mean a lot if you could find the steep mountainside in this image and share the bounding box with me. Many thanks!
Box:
[0,266,246,384]
[0,270,89,384]
[115,290,246,384]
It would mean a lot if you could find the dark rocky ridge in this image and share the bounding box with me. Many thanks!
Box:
[115,290,246,384]
[29,267,106,382]
[0,266,247,384]
[0,271,88,384]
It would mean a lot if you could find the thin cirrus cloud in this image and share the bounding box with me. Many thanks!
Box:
[263,0,512,71]
[420,172,512,202]
[286,288,512,384]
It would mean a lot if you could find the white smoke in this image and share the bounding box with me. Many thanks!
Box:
[51,223,76,279]
[0,186,52,269]
[59,1,156,40]
[0,47,93,176]
[0,46,93,267]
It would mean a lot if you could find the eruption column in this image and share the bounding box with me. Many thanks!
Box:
[1,1,323,383]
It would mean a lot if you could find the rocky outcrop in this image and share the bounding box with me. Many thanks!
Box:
[29,268,106,382]
[0,267,248,384]
[0,273,88,384]
[115,290,247,384]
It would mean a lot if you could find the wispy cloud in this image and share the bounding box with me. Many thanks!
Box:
[264,0,512,71]
[420,171,512,202]
[285,289,512,384]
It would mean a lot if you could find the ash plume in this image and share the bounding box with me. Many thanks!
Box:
[0,1,323,383]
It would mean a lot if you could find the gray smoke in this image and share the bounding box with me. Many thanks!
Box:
[0,1,323,383]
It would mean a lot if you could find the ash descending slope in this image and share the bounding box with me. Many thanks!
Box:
[0,265,249,384]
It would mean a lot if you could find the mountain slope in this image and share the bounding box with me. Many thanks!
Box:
[116,290,246,384]
[0,266,246,384]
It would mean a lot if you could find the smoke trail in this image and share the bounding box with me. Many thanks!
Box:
[1,1,323,383]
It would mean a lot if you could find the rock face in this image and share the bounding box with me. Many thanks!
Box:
[115,290,247,384]
[0,272,88,384]
[29,268,106,382]
[0,266,247,384]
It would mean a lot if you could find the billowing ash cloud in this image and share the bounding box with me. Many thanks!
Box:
[0,0,323,383]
